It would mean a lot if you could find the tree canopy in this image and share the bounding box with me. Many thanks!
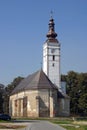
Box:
[62,71,87,116]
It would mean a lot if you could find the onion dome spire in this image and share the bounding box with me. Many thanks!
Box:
[46,17,59,43]
[46,18,57,39]
[46,14,59,43]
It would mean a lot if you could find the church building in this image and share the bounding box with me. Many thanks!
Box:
[9,17,70,117]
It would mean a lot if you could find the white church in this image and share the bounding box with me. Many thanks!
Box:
[9,17,70,117]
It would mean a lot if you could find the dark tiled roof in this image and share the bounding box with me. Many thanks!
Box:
[57,91,70,99]
[11,70,57,95]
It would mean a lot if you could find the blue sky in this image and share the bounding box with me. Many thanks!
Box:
[0,0,87,85]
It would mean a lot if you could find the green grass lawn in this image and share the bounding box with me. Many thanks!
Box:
[62,125,87,130]
[50,118,87,130]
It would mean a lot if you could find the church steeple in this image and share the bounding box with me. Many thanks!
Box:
[46,17,59,43]
[43,16,61,90]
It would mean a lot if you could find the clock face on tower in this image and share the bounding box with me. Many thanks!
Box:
[51,48,55,53]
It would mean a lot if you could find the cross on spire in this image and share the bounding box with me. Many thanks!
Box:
[50,10,53,18]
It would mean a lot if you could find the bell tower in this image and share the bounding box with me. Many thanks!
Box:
[43,17,61,90]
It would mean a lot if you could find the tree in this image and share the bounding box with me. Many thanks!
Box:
[77,73,87,116]
[61,74,67,82]
[0,84,5,113]
[78,93,87,116]
[66,71,79,114]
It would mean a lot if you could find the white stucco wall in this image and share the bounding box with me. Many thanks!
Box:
[43,42,61,89]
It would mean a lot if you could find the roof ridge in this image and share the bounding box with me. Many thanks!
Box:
[37,70,42,87]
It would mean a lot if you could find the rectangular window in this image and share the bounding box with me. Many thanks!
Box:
[53,55,55,61]
[52,63,55,67]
